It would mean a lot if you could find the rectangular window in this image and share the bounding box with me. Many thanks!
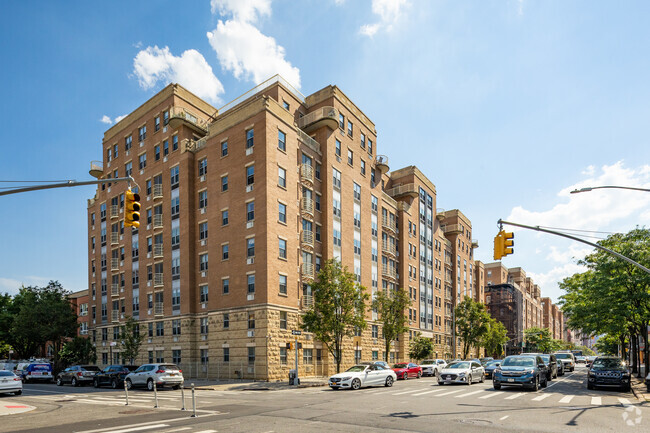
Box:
[315,194,321,211]
[368,138,373,155]
[279,274,287,295]
[279,238,287,259]
[222,278,229,295]
[222,210,229,226]
[125,162,132,177]
[221,141,228,156]
[199,222,208,240]
[361,159,366,175]
[353,183,361,201]
[347,120,353,137]
[303,348,313,365]
[360,132,366,148]
[154,116,160,131]
[198,190,208,209]
[278,167,286,188]
[247,238,255,257]
[154,145,160,161]
[172,135,178,151]
[246,165,254,185]
[280,311,287,329]
[372,325,378,339]
[170,166,179,188]
[278,130,286,151]
[171,197,180,217]
[348,149,353,166]
[199,253,208,271]
[278,203,286,223]
[246,129,254,148]
[339,113,344,129]
[315,162,321,180]
[163,110,169,125]
[280,347,287,365]
[248,312,255,329]
[198,158,207,176]
[172,349,181,364]
[200,317,208,334]
[332,169,341,190]
[247,274,255,293]
[156,321,164,337]
[172,319,181,335]
[125,135,132,151]
[138,125,146,142]
[335,139,341,156]
[248,347,255,366]
[247,201,255,221]
[221,175,228,192]
[223,347,230,362]
[171,227,180,246]
[163,140,169,156]
[222,244,229,260]
[315,225,321,242]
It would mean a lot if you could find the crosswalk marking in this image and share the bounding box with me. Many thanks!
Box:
[591,397,601,406]
[455,390,483,398]
[618,398,631,405]
[412,389,444,396]
[479,392,503,399]
[103,424,170,433]
[532,393,552,401]
[558,395,574,403]
[391,388,429,396]
[504,393,525,400]
[435,389,463,397]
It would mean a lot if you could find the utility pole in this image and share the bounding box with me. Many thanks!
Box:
[0,177,136,197]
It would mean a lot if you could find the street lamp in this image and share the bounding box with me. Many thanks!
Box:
[570,185,650,194]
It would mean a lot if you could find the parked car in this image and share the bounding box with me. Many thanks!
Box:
[125,364,184,391]
[329,364,396,390]
[360,361,391,369]
[419,359,442,377]
[0,370,23,396]
[94,365,139,389]
[493,355,548,391]
[554,352,576,372]
[480,357,494,366]
[587,357,631,392]
[585,356,597,368]
[21,362,53,383]
[438,361,485,385]
[392,362,422,380]
[576,356,587,365]
[522,353,558,380]
[484,360,502,379]
[56,365,101,386]
[557,359,565,376]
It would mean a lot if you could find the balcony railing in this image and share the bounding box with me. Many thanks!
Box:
[382,242,397,257]
[442,224,462,234]
[301,197,314,216]
[154,302,164,316]
[154,273,164,287]
[111,232,119,245]
[381,266,397,280]
[301,263,315,280]
[110,205,119,218]
[153,243,163,258]
[297,129,321,154]
[89,161,103,178]
[153,214,163,228]
[153,184,163,199]
[111,310,119,322]
[300,164,314,184]
[168,106,209,135]
[301,230,314,247]
[381,215,397,233]
[111,258,119,271]
[185,137,207,153]
[301,295,314,309]
[386,183,418,199]
[111,284,119,296]
[298,106,339,133]
[375,155,389,174]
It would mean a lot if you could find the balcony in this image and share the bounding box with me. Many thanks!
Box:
[153,243,163,258]
[185,137,207,153]
[168,107,209,136]
[301,263,315,280]
[386,183,418,200]
[301,295,314,309]
[297,129,321,154]
[154,273,164,287]
[111,232,119,245]
[111,310,119,322]
[381,215,397,233]
[89,161,103,179]
[301,230,314,248]
[154,302,164,316]
[442,224,462,234]
[381,266,397,280]
[382,242,397,257]
[153,214,163,229]
[111,258,119,271]
[471,239,479,249]
[301,197,314,217]
[300,164,314,186]
[111,284,119,296]
[153,184,163,200]
[298,106,339,133]
[375,155,389,175]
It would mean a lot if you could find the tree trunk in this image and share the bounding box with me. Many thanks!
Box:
[643,323,649,378]
[384,339,391,363]
[631,334,638,374]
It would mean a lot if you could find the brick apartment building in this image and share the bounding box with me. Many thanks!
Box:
[86,76,480,380]
[541,297,564,341]
[68,289,89,337]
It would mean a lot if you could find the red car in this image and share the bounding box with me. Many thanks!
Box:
[392,363,422,380]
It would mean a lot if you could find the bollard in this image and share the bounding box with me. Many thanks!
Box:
[180,384,186,411]
[124,379,129,406]
[191,383,197,417]
[153,380,159,408]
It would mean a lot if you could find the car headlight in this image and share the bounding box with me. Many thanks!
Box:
[339,376,352,381]
[458,372,466,377]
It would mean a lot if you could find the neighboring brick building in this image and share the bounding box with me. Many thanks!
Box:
[86,76,482,379]
[68,289,89,337]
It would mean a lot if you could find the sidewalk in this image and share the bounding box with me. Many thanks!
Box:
[185,376,328,391]
[0,402,36,416]
[631,367,649,402]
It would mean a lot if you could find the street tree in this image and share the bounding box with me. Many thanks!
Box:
[408,333,434,361]
[481,318,508,358]
[594,334,621,356]
[59,337,97,365]
[301,260,369,373]
[524,327,554,353]
[455,296,490,359]
[120,316,143,364]
[372,288,411,362]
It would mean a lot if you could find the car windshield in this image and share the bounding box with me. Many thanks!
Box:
[0,371,15,377]
[447,362,470,369]
[346,365,367,373]
[502,357,535,367]
[592,359,624,370]
[555,354,572,359]
[421,360,435,365]
[539,355,550,362]
[32,364,50,370]
[393,363,408,368]
[486,360,501,367]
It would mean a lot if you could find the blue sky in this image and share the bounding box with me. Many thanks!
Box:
[2,0,650,303]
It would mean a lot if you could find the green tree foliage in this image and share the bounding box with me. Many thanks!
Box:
[524,327,555,353]
[482,318,508,357]
[408,333,434,361]
[120,316,143,364]
[455,296,490,359]
[372,288,411,362]
[301,260,369,373]
[594,335,620,356]
[59,337,97,365]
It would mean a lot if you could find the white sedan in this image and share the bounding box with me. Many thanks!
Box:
[438,361,485,385]
[0,370,23,395]
[329,364,397,390]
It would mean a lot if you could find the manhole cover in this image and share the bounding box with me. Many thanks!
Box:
[458,419,492,426]
[119,409,154,414]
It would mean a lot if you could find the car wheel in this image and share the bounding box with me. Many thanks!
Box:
[71,378,77,387]
[56,377,63,386]
[480,374,485,383]
[467,374,472,385]
[493,383,501,390]
[403,373,407,380]
[541,376,548,388]
[147,379,154,391]
[93,378,100,388]
[172,385,180,390]
[111,379,118,389]
[14,390,22,395]
[385,376,394,387]
[417,372,422,379]
[126,379,133,390]
[351,379,361,390]
[622,384,631,392]
[587,382,594,390]
[531,376,539,391]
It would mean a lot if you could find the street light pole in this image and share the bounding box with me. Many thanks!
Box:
[570,185,650,194]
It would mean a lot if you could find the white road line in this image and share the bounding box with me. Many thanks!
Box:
[103,424,169,433]
[435,389,463,397]
[412,389,444,396]
[479,392,503,399]
[391,388,429,396]
[499,415,509,420]
[455,390,483,398]
[504,393,525,400]
[618,398,631,405]
[591,397,602,406]
[163,428,192,433]
[75,414,225,433]
[532,393,552,401]
[194,431,218,433]
[544,372,577,389]
[558,395,574,403]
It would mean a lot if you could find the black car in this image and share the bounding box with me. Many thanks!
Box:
[56,365,101,386]
[587,357,631,392]
[93,365,139,389]
[484,360,502,379]
[523,353,559,380]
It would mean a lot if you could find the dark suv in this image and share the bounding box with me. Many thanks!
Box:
[587,357,631,392]
[522,353,559,380]
[93,365,139,389]
[493,355,549,391]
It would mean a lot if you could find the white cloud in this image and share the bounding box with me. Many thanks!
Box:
[0,276,50,296]
[517,0,525,16]
[114,115,127,123]
[100,115,113,125]
[133,46,225,105]
[360,0,409,37]
[528,262,587,300]
[208,0,301,88]
[546,245,593,264]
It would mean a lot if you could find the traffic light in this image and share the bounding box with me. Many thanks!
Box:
[287,342,293,350]
[493,230,515,260]
[124,188,141,228]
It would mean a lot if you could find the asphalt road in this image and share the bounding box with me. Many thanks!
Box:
[1,366,647,432]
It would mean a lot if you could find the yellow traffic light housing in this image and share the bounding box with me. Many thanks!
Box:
[125,188,141,228]
[493,230,515,260]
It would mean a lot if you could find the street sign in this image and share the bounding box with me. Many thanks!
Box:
[292,330,302,335]
[110,342,117,346]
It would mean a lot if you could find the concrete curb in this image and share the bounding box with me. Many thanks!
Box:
[631,379,648,402]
